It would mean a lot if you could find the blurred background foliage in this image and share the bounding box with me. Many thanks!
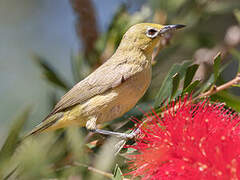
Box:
[1,0,240,179]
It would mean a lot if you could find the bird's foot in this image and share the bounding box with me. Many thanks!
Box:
[89,128,141,155]
[90,128,140,140]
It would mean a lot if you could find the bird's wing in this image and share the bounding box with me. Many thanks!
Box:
[44,60,142,120]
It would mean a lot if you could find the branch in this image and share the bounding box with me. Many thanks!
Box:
[165,72,240,114]
[132,72,240,139]
[73,162,113,179]
[195,72,240,100]
[58,162,131,180]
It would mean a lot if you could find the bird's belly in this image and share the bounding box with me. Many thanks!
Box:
[79,67,152,124]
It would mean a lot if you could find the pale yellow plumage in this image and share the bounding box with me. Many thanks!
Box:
[26,23,185,137]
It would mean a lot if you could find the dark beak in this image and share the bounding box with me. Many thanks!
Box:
[159,24,186,35]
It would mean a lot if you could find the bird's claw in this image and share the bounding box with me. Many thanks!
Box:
[89,128,141,140]
[121,128,141,139]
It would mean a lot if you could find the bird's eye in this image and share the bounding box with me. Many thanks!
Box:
[146,28,158,38]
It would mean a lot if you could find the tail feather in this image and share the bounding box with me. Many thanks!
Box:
[22,113,63,140]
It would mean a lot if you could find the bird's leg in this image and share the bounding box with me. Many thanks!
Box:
[86,117,141,155]
[86,117,140,139]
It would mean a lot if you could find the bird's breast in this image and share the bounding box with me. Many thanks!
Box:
[69,65,152,126]
[95,66,152,123]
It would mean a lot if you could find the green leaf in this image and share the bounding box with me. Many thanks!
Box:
[106,4,127,36]
[183,80,201,94]
[230,48,240,72]
[154,61,192,107]
[105,4,129,49]
[112,164,123,180]
[234,9,240,24]
[71,54,82,83]
[183,64,199,89]
[3,166,18,180]
[33,55,70,90]
[213,52,221,84]
[232,84,240,87]
[194,61,231,96]
[211,91,240,112]
[171,73,180,99]
[0,107,31,161]
[0,106,31,176]
[70,54,91,83]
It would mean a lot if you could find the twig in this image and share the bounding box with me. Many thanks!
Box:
[73,162,130,180]
[166,72,240,113]
[55,161,130,180]
[131,72,240,138]
[195,72,240,100]
[73,162,113,178]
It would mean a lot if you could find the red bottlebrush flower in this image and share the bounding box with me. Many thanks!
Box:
[128,99,240,180]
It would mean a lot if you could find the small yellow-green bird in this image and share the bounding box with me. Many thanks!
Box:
[26,23,185,139]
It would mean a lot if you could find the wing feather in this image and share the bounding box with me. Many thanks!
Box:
[43,60,141,121]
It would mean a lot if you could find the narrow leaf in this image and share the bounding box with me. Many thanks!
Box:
[71,54,91,83]
[171,73,180,99]
[234,9,240,24]
[232,84,240,87]
[183,64,199,89]
[33,55,70,90]
[90,137,118,180]
[194,61,232,97]
[154,61,192,107]
[112,164,123,180]
[0,107,31,166]
[213,52,221,83]
[230,48,240,72]
[106,4,127,36]
[71,54,82,83]
[211,91,240,112]
[183,80,201,94]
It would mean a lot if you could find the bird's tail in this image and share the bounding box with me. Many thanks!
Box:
[22,112,63,140]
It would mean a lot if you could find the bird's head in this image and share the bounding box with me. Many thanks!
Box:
[118,23,185,56]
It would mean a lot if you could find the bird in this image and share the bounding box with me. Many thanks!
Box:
[25,23,185,139]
